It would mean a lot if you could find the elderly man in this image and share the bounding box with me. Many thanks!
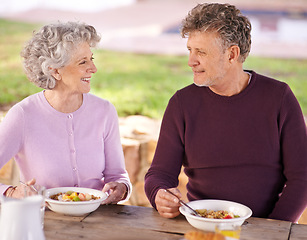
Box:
[144,3,307,222]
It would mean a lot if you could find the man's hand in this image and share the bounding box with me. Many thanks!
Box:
[155,188,182,218]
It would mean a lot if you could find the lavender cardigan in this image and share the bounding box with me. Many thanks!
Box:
[0,91,131,200]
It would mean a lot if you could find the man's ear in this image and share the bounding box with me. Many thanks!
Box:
[228,45,240,63]
[49,67,61,81]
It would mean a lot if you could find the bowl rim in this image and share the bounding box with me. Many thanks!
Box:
[45,187,108,205]
[179,199,252,222]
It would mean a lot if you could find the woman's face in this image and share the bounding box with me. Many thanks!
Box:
[56,42,97,94]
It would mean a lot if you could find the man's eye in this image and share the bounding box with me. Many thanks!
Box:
[79,61,86,65]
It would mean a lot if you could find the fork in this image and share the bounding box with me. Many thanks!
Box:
[165,189,202,217]
[19,180,38,193]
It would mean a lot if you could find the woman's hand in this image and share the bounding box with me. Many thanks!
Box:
[101,182,128,205]
[155,188,182,218]
[4,178,37,199]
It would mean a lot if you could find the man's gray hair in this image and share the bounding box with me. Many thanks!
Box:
[181,3,252,63]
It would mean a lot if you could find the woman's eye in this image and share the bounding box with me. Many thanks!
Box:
[79,57,94,65]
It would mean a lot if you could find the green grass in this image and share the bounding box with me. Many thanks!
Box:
[0,19,41,105]
[1,19,307,119]
[91,51,191,118]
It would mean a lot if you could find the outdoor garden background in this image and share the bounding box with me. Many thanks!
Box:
[0,0,306,224]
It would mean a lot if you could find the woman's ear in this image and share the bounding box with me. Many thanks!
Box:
[228,45,240,63]
[49,67,61,81]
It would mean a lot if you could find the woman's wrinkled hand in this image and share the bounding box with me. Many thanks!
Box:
[101,182,128,205]
[155,188,182,218]
[4,178,37,199]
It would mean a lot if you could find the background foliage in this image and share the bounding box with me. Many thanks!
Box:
[1,19,306,119]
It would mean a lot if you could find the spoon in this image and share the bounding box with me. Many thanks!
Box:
[165,189,202,217]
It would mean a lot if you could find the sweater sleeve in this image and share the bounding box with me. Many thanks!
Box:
[144,93,185,209]
[102,103,132,202]
[0,105,24,194]
[269,85,307,222]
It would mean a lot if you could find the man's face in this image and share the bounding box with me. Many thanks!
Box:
[187,31,230,89]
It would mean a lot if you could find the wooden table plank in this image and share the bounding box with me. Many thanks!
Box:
[82,204,195,234]
[289,223,307,240]
[3,202,302,239]
[41,204,300,240]
[44,217,184,240]
[240,217,291,240]
[44,208,87,222]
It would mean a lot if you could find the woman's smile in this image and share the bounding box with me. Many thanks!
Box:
[81,77,91,83]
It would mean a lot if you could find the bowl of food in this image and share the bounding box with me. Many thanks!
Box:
[45,187,108,216]
[179,199,252,231]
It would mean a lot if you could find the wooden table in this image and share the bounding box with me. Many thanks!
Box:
[44,204,307,240]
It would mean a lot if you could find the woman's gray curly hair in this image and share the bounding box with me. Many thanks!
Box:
[181,3,251,63]
[21,21,101,89]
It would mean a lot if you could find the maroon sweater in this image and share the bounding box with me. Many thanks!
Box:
[145,71,307,222]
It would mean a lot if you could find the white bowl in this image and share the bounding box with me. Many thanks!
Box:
[45,187,108,216]
[179,199,252,232]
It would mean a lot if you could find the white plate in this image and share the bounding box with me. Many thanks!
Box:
[45,187,108,216]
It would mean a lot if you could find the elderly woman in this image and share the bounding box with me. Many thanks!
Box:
[0,21,131,204]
